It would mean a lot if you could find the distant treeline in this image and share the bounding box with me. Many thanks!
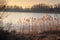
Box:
[0,4,60,13]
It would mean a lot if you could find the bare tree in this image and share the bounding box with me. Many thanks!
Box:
[0,0,7,11]
[0,0,6,5]
[0,12,9,29]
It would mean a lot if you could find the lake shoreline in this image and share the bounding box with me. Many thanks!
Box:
[0,11,60,14]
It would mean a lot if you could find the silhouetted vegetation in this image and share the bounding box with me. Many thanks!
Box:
[0,4,60,13]
[31,4,60,13]
[5,6,23,12]
[0,27,60,40]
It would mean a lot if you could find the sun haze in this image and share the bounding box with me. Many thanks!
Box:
[6,0,60,8]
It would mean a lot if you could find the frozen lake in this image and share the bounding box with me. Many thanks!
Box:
[1,12,60,33]
[3,12,60,23]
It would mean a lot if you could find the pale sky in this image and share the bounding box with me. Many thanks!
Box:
[7,0,60,8]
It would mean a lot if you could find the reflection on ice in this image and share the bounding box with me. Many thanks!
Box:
[1,12,60,34]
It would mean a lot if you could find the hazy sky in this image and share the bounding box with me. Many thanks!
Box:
[7,0,60,8]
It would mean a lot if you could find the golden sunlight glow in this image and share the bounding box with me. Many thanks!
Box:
[6,0,60,8]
